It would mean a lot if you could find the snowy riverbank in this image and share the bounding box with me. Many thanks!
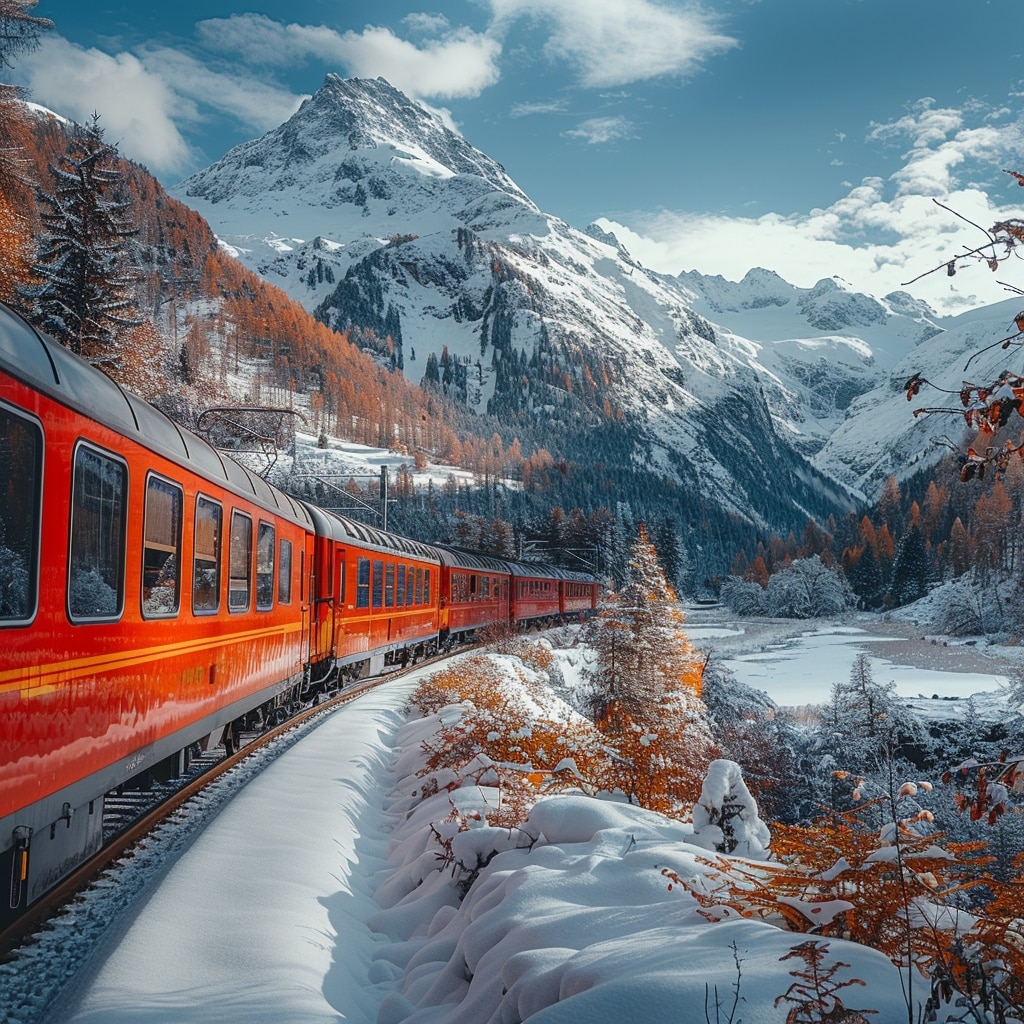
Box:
[683,604,1022,711]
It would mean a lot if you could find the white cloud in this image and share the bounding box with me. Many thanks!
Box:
[511,99,568,118]
[403,13,452,35]
[487,0,736,87]
[601,102,1024,316]
[16,33,307,176]
[138,46,305,134]
[869,101,1007,197]
[16,36,196,176]
[329,25,501,99]
[564,115,635,145]
[197,14,501,102]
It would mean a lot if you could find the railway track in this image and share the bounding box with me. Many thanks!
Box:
[0,667,404,962]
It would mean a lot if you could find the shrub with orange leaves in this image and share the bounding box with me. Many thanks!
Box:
[927,850,1024,1017]
[408,639,715,829]
[409,651,606,832]
[774,940,876,1023]
[770,809,988,969]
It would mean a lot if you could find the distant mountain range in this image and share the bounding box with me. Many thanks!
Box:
[169,75,1021,540]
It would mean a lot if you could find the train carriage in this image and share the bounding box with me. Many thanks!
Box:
[560,571,600,618]
[432,546,513,641]
[0,304,314,921]
[304,505,441,683]
[507,560,567,628]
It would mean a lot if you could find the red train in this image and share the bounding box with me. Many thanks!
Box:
[0,302,598,925]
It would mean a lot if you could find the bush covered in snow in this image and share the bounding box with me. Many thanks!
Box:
[720,555,855,619]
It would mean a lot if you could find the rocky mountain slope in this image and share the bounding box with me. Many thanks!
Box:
[170,74,1001,522]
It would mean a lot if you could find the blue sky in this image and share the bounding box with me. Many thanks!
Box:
[14,0,1024,313]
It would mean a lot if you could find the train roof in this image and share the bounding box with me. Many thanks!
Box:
[504,560,596,582]
[303,504,441,562]
[0,303,311,528]
[431,544,596,582]
[431,545,514,574]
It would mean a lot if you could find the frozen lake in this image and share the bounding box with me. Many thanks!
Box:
[687,624,1009,708]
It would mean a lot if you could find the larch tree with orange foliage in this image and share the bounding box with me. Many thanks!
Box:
[582,525,716,810]
[0,2,51,303]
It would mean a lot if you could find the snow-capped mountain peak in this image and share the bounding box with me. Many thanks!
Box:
[169,74,998,542]
[175,75,536,251]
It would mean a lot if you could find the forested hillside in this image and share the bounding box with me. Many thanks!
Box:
[0,86,815,581]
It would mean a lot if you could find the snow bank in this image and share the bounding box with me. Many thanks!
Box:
[370,787,910,1023]
[366,658,913,1023]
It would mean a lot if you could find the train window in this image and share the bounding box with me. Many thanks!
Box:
[405,565,415,606]
[424,568,431,604]
[193,496,221,614]
[385,563,395,607]
[278,538,292,605]
[0,405,41,624]
[256,522,275,610]
[356,557,370,608]
[372,559,383,608]
[141,474,183,618]
[415,567,423,605]
[68,444,127,621]
[396,564,405,606]
[228,511,252,612]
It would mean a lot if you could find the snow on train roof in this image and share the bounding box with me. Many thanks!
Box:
[0,303,312,528]
[304,504,441,561]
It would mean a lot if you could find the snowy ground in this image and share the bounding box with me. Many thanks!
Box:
[1,626,981,1024]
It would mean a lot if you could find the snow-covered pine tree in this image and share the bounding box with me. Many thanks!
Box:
[814,653,924,778]
[691,758,771,858]
[584,523,692,721]
[23,113,141,364]
[0,0,52,69]
[580,525,716,808]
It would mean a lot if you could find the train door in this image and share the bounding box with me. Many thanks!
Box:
[333,547,346,648]
[301,543,313,670]
[305,537,326,671]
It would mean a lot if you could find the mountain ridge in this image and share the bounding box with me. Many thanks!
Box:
[168,74,1014,536]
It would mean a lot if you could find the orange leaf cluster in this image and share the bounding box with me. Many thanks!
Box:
[409,646,716,829]
[769,811,988,970]
[409,653,605,831]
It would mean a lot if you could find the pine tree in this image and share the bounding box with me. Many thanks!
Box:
[23,113,141,364]
[889,524,930,606]
[584,524,689,720]
[0,0,51,69]
[815,653,924,775]
[845,544,884,609]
